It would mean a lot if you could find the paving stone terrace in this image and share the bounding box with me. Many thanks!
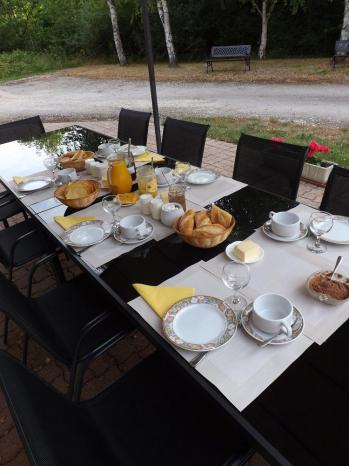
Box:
[0,120,323,465]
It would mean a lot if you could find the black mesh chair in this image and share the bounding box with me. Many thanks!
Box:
[161,117,209,167]
[320,165,349,216]
[0,349,254,466]
[0,253,131,400]
[0,115,45,144]
[117,108,152,145]
[0,115,45,225]
[233,133,307,200]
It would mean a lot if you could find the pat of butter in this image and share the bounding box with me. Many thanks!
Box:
[235,240,261,262]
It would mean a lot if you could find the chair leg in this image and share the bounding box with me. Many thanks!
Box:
[22,334,29,365]
[3,218,9,229]
[3,316,9,345]
[23,210,29,221]
[8,266,13,281]
[70,361,88,402]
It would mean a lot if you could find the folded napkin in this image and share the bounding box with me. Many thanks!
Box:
[133,283,195,318]
[13,176,28,185]
[135,152,165,163]
[54,215,96,230]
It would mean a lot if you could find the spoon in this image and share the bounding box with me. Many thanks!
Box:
[330,255,343,280]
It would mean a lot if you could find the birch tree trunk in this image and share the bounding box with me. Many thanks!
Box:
[106,0,127,66]
[258,1,268,59]
[157,0,177,66]
[340,0,349,40]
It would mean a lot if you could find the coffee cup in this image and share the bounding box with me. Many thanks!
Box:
[269,211,300,237]
[155,167,174,185]
[97,142,119,158]
[56,168,78,184]
[252,293,294,337]
[120,215,147,239]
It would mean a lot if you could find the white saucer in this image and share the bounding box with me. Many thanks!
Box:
[119,144,146,157]
[185,169,219,185]
[62,221,111,248]
[322,216,349,245]
[241,303,304,345]
[113,221,153,244]
[225,241,264,264]
[17,176,52,192]
[262,220,308,242]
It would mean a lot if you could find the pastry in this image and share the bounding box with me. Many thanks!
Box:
[194,211,211,228]
[178,209,195,235]
[210,204,232,228]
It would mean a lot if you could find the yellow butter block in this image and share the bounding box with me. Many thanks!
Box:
[101,178,109,189]
[135,152,165,163]
[235,240,261,262]
[13,176,28,185]
[117,192,139,205]
[54,216,96,230]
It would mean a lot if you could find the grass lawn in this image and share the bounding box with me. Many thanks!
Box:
[183,116,349,167]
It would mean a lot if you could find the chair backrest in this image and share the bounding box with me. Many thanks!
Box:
[233,133,307,200]
[320,165,349,215]
[0,116,45,145]
[161,117,209,167]
[211,45,251,58]
[117,108,152,146]
[335,40,349,56]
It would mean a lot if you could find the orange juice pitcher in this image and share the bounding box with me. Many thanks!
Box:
[107,152,132,194]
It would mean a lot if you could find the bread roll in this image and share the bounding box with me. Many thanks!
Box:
[178,210,195,235]
[192,223,226,238]
[194,211,211,228]
[210,204,232,229]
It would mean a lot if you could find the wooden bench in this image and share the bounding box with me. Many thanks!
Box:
[207,45,251,73]
[332,40,349,70]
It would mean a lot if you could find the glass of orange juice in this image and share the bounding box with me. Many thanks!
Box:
[107,152,132,194]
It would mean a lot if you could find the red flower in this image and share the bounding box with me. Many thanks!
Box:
[271,136,284,142]
[307,140,329,158]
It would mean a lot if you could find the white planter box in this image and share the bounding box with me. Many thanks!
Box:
[301,162,334,186]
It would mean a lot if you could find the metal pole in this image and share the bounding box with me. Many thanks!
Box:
[141,0,162,153]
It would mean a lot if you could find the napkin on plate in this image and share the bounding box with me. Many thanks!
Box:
[133,283,195,318]
[135,152,165,163]
[13,176,28,185]
[54,216,96,230]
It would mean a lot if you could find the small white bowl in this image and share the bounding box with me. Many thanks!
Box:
[306,271,349,306]
[225,241,264,264]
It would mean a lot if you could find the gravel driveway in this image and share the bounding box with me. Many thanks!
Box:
[1,75,349,124]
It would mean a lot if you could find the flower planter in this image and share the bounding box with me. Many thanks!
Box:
[301,162,334,186]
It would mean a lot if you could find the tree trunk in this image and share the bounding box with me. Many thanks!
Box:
[258,0,268,59]
[157,0,177,66]
[340,0,349,40]
[106,0,127,66]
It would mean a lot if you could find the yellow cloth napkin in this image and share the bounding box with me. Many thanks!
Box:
[133,283,195,318]
[135,152,165,163]
[13,176,28,185]
[54,216,96,230]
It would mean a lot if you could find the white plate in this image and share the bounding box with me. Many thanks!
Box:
[322,216,349,245]
[163,295,237,352]
[185,169,219,185]
[119,144,146,157]
[113,221,153,244]
[262,220,308,242]
[62,221,110,247]
[225,241,264,264]
[17,176,52,192]
[241,304,304,345]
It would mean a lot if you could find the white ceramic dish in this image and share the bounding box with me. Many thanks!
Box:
[185,169,219,185]
[225,241,264,264]
[163,295,237,352]
[62,221,110,248]
[262,220,308,242]
[119,144,146,157]
[113,221,153,244]
[16,176,52,192]
[241,303,304,345]
[322,216,349,245]
[306,271,349,305]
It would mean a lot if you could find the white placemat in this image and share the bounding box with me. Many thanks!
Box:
[185,177,246,207]
[128,264,312,411]
[201,204,349,345]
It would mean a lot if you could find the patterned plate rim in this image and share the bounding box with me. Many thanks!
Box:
[241,303,304,345]
[113,221,154,244]
[62,220,109,247]
[162,295,237,352]
[262,220,308,242]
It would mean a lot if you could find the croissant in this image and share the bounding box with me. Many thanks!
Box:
[178,209,195,235]
[210,204,232,229]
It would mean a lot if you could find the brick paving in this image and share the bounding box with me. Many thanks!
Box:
[0,119,323,466]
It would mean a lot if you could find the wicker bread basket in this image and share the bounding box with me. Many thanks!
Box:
[173,215,236,248]
[59,151,94,171]
[54,180,100,209]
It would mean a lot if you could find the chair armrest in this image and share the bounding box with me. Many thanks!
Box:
[27,252,60,298]
[9,229,39,271]
[0,197,17,209]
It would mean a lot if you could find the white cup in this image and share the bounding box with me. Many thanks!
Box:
[120,215,147,239]
[150,197,163,220]
[269,211,300,237]
[139,194,153,215]
[160,202,184,227]
[97,142,119,158]
[252,293,294,337]
[155,167,174,185]
[57,168,78,184]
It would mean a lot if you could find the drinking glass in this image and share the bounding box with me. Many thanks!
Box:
[307,211,334,254]
[43,155,59,184]
[222,262,250,316]
[102,194,121,231]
